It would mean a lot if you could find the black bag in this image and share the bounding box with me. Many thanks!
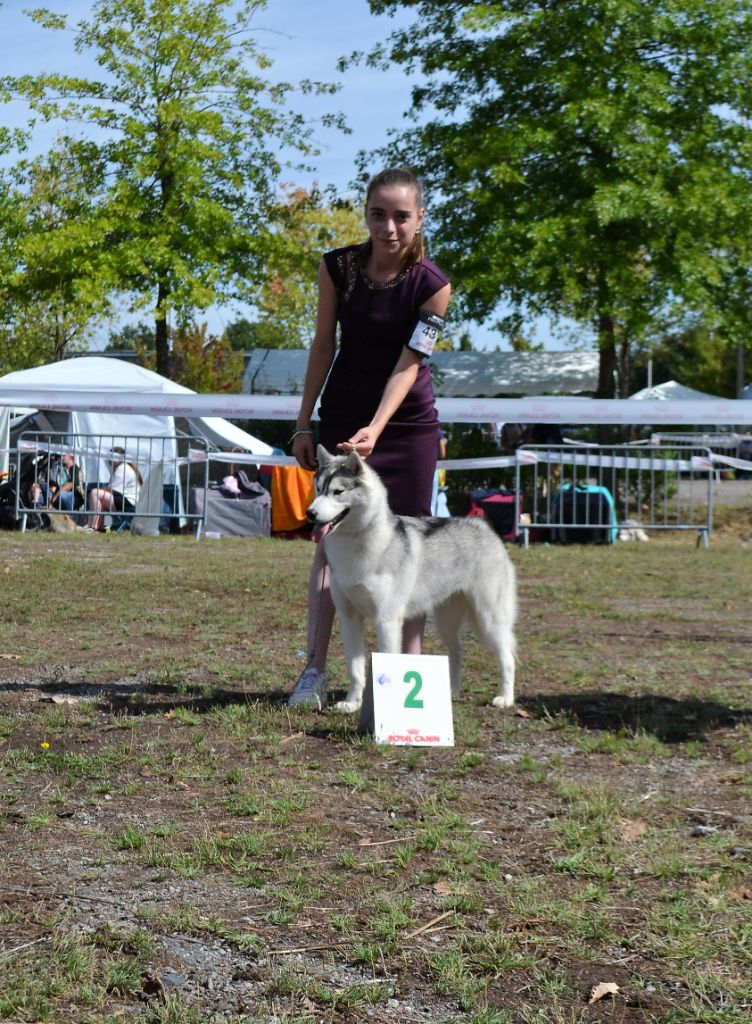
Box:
[553,484,616,544]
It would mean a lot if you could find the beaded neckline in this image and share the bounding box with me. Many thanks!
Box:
[336,245,412,302]
[360,264,409,290]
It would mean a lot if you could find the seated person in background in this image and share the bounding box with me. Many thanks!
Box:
[86,447,142,531]
[31,453,82,511]
[52,453,83,512]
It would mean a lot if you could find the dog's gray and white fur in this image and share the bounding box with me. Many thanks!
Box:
[308,445,517,721]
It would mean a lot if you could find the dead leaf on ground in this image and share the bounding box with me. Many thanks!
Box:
[619,819,647,842]
[589,981,620,1004]
[432,881,454,897]
[513,706,531,718]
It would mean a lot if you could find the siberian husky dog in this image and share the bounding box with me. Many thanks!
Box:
[308,446,517,719]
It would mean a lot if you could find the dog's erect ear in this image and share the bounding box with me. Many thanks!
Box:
[343,450,365,474]
[316,444,332,466]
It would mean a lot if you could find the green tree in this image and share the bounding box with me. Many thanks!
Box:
[137,321,243,392]
[105,320,154,353]
[2,1,339,376]
[633,320,738,398]
[249,185,364,348]
[0,141,108,370]
[224,317,257,352]
[364,0,752,396]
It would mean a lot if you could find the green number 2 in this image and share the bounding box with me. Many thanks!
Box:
[403,670,424,709]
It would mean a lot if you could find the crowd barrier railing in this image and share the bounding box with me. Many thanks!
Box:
[513,444,716,548]
[14,432,209,536]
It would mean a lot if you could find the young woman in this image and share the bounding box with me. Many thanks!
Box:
[288,167,452,709]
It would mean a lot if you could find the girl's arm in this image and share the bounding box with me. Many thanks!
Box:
[291,259,338,470]
[341,282,451,458]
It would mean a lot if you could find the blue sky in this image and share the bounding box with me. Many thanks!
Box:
[1,0,564,349]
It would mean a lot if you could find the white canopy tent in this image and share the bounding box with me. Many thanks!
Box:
[0,358,275,532]
[628,379,724,402]
[0,406,9,477]
[0,356,273,480]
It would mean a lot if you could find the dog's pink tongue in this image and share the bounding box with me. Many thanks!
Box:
[311,522,332,544]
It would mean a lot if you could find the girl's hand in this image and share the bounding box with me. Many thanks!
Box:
[292,431,317,470]
[337,427,380,459]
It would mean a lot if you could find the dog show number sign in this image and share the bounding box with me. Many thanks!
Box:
[371,654,454,747]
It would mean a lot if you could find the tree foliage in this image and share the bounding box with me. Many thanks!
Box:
[2,0,340,375]
[633,320,739,397]
[248,185,364,348]
[0,142,107,371]
[137,321,244,392]
[365,0,752,395]
[105,320,155,352]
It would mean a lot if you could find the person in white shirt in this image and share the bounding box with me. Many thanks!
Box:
[86,447,143,532]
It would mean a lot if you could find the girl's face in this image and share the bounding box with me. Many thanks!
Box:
[365,185,424,258]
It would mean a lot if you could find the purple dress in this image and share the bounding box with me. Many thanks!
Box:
[319,245,449,516]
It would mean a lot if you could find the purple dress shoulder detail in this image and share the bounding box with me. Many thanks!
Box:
[317,245,449,516]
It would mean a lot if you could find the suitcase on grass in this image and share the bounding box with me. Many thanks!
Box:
[553,483,617,544]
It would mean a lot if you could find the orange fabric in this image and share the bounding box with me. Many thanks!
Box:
[267,465,315,533]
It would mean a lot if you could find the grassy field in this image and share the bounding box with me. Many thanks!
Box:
[0,521,750,1024]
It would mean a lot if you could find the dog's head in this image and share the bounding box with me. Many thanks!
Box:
[307,445,367,531]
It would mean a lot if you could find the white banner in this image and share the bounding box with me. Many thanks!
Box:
[1,386,751,424]
[11,438,752,474]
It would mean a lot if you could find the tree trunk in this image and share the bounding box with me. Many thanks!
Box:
[596,311,617,399]
[155,281,169,378]
[53,317,66,362]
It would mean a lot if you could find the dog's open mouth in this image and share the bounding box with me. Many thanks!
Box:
[327,507,349,530]
[311,507,349,543]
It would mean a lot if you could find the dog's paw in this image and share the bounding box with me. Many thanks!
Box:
[491,695,515,709]
[334,700,362,714]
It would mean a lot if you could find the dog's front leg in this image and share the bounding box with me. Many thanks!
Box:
[334,603,368,714]
[355,616,404,734]
[374,617,403,655]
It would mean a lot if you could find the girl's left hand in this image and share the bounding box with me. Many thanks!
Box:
[337,428,379,459]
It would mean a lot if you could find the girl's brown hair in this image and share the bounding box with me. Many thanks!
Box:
[363,166,425,269]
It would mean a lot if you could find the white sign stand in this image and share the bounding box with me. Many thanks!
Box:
[371,653,454,747]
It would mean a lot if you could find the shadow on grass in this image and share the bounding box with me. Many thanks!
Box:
[520,690,752,742]
[0,677,359,727]
[0,677,284,713]
[7,678,748,744]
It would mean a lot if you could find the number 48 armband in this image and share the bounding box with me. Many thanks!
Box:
[406,309,445,358]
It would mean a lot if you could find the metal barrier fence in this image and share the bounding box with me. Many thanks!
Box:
[649,431,750,460]
[513,444,715,548]
[14,432,210,535]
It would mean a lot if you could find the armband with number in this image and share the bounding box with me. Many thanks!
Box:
[406,309,445,358]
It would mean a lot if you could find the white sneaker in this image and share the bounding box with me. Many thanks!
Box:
[288,667,327,710]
